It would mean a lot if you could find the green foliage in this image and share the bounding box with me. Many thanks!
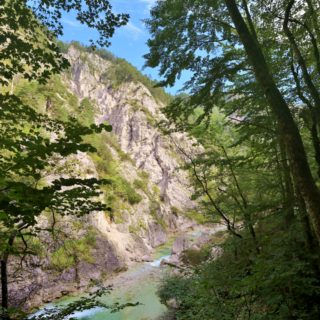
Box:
[159,219,320,319]
[133,179,145,190]
[0,0,129,316]
[51,230,96,271]
[79,97,96,126]
[0,92,111,319]
[15,76,79,121]
[128,220,147,235]
[129,100,157,125]
[183,209,210,225]
[0,94,110,226]
[180,247,210,267]
[28,287,140,320]
[0,0,127,85]
[133,178,148,194]
[105,58,172,104]
[138,171,150,180]
[148,3,320,319]
[115,177,143,205]
[29,1,128,48]
[0,0,68,86]
[86,132,142,222]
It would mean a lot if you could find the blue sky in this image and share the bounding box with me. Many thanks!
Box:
[60,0,189,94]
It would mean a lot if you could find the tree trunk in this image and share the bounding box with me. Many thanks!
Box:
[0,236,16,320]
[224,0,320,246]
[283,0,320,115]
[296,189,320,276]
[306,0,320,43]
[74,256,80,289]
[296,190,318,252]
[278,135,295,225]
[221,146,259,253]
[311,123,320,178]
[0,260,9,319]
[290,60,320,177]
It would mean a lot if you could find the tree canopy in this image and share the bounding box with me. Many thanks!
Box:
[146,0,320,318]
[0,0,128,318]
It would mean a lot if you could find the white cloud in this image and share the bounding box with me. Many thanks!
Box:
[62,18,82,28]
[123,21,144,39]
[139,0,157,10]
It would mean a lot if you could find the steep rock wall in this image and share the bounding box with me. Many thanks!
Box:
[6,45,196,310]
[65,46,196,256]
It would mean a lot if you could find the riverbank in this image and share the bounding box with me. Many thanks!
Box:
[31,225,222,319]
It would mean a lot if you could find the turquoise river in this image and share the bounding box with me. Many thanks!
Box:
[31,232,200,320]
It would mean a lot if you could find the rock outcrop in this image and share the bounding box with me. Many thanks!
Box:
[6,45,198,310]
[64,46,196,261]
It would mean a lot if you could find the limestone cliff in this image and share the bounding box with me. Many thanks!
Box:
[8,44,196,309]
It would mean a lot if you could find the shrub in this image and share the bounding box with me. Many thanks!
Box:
[50,231,96,271]
[184,209,210,224]
[158,219,320,319]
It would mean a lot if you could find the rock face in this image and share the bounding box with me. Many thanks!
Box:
[9,235,125,309]
[67,46,194,212]
[64,45,196,260]
[172,236,190,255]
[5,45,197,310]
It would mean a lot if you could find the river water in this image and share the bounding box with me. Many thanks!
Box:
[37,238,175,320]
[71,244,172,320]
[33,229,208,320]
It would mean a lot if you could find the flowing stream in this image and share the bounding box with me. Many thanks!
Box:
[71,243,172,320]
[33,229,208,320]
[38,237,176,320]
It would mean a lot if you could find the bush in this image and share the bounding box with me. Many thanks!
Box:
[180,247,210,266]
[15,75,79,121]
[51,231,96,271]
[184,209,210,224]
[158,219,320,319]
[149,200,166,229]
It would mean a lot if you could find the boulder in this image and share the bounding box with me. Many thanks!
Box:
[166,298,179,309]
[141,255,153,262]
[172,236,190,254]
[210,246,223,260]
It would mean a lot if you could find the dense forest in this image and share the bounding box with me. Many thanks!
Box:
[146,0,320,319]
[1,0,320,319]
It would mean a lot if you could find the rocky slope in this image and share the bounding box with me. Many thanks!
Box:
[8,44,197,310]
[66,45,195,243]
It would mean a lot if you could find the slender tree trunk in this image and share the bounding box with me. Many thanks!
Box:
[296,190,317,252]
[283,0,320,115]
[306,0,320,42]
[224,0,320,246]
[74,257,80,289]
[311,123,320,178]
[221,146,259,253]
[290,60,320,177]
[0,260,8,317]
[278,135,295,225]
[1,237,14,320]
[295,189,320,277]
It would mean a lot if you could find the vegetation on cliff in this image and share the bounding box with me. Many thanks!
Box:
[0,0,128,318]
